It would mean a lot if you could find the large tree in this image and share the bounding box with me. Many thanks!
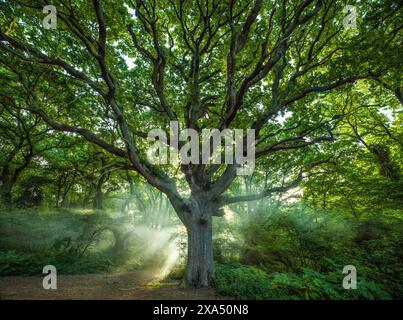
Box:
[0,0,401,286]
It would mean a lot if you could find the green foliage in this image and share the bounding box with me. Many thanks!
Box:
[214,263,271,300]
[238,206,352,273]
[213,263,392,300]
[0,208,117,275]
[0,208,183,277]
[0,250,112,276]
[266,269,390,300]
[167,264,185,280]
[15,176,53,208]
[214,204,403,299]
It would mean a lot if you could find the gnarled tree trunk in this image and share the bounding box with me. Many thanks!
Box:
[178,196,219,288]
[184,215,214,287]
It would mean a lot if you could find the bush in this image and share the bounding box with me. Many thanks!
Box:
[266,268,391,300]
[0,250,112,275]
[214,263,271,300]
[238,206,352,273]
[213,263,389,300]
[167,264,185,280]
[0,209,116,275]
[229,204,402,299]
[213,262,392,300]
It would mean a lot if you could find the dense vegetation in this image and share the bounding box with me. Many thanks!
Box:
[0,0,402,299]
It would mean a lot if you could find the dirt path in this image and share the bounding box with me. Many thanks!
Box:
[0,270,219,300]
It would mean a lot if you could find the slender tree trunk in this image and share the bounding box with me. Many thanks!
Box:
[82,183,94,208]
[93,158,110,210]
[0,175,14,206]
[1,185,12,206]
[93,174,106,210]
[109,227,125,252]
[0,144,23,206]
[121,171,135,214]
[93,185,104,209]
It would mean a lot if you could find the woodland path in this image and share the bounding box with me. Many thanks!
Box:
[0,270,219,300]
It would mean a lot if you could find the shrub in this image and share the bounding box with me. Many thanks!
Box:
[266,268,391,300]
[213,262,392,300]
[0,250,112,275]
[214,263,271,300]
[238,206,352,273]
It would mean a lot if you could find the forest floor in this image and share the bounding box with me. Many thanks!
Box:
[0,270,220,300]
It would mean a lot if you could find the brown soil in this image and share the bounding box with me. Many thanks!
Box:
[0,270,220,300]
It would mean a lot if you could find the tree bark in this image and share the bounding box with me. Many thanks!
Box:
[93,172,108,210]
[1,184,12,206]
[0,173,15,206]
[180,196,216,288]
[93,184,104,210]
[1,164,14,206]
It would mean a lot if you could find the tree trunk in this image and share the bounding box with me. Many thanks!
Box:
[166,192,220,288]
[0,176,13,206]
[93,175,105,210]
[1,186,12,206]
[109,227,125,252]
[121,171,135,215]
[184,214,214,288]
[93,167,110,210]
[93,188,104,210]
